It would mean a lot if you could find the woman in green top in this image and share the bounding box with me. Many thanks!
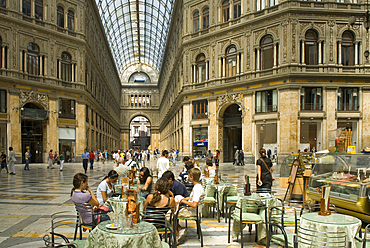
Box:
[59,151,65,171]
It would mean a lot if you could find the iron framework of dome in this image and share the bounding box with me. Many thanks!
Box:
[95,0,175,73]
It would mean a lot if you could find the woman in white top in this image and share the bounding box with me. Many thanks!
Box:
[96,170,118,206]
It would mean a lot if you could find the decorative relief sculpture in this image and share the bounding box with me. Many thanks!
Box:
[216,93,243,109]
[20,91,49,110]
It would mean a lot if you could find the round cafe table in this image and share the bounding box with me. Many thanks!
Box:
[299,212,361,248]
[84,220,163,248]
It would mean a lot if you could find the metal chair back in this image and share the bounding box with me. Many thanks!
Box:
[296,226,348,248]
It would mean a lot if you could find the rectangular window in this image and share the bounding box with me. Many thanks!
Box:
[203,10,209,29]
[300,87,322,110]
[223,4,229,22]
[22,0,31,16]
[255,89,278,113]
[338,88,358,111]
[197,63,206,83]
[233,0,241,18]
[58,99,75,119]
[0,90,6,113]
[226,56,237,77]
[61,62,72,82]
[35,0,43,21]
[0,0,5,8]
[193,100,208,119]
[27,53,40,76]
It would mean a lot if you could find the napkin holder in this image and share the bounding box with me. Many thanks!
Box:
[244,175,251,196]
[122,177,129,198]
[317,185,331,216]
[126,189,140,223]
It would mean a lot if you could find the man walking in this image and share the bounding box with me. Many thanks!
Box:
[47,150,54,169]
[81,149,89,174]
[0,150,8,174]
[24,149,31,170]
[157,150,169,178]
[8,147,16,175]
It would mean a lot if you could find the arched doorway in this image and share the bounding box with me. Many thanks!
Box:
[129,116,151,150]
[21,102,48,163]
[222,104,242,162]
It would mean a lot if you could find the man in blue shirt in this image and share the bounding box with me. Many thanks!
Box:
[162,171,190,198]
[81,149,89,174]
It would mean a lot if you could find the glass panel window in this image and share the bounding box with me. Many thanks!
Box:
[222,0,229,22]
[57,6,64,28]
[61,52,72,82]
[59,99,76,119]
[300,87,322,110]
[203,8,209,29]
[196,54,206,83]
[338,88,358,111]
[226,45,237,77]
[260,35,274,70]
[0,0,5,8]
[0,90,6,113]
[27,43,39,76]
[256,89,278,113]
[305,29,318,65]
[256,0,265,11]
[22,0,31,16]
[233,0,241,18]
[193,11,199,32]
[342,31,355,66]
[67,10,75,31]
[35,0,43,20]
[193,100,208,119]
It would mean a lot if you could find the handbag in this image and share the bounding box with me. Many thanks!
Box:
[259,158,275,181]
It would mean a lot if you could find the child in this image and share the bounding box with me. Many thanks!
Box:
[178,168,204,238]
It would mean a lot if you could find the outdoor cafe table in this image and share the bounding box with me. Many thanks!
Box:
[84,220,163,248]
[104,196,145,215]
[299,212,361,248]
[231,193,279,242]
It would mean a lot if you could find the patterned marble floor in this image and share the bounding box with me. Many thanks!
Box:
[0,159,286,248]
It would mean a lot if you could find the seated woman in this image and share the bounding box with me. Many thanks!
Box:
[96,170,119,206]
[139,167,153,199]
[143,177,175,210]
[206,159,216,177]
[71,173,110,225]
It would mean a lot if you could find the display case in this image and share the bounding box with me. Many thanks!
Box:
[307,153,370,222]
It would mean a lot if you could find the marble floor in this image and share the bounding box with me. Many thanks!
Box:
[0,159,287,248]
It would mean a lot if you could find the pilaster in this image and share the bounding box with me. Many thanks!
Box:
[76,103,86,160]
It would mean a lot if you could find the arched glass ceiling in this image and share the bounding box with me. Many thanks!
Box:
[95,0,175,73]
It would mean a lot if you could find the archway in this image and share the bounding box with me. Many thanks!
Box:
[129,116,151,151]
[21,102,47,163]
[222,104,242,162]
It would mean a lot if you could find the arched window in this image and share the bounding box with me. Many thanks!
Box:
[196,54,206,83]
[305,29,318,65]
[260,35,274,70]
[27,43,40,76]
[222,0,230,22]
[128,72,151,83]
[67,10,75,31]
[342,31,355,66]
[61,52,72,82]
[35,0,43,20]
[226,45,237,77]
[22,0,31,16]
[203,8,209,29]
[57,6,64,28]
[193,11,199,33]
[233,0,241,18]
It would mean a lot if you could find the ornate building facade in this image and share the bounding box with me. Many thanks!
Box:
[154,0,370,163]
[0,0,121,162]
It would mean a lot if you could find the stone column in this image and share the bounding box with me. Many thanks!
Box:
[46,98,58,162]
[243,93,253,162]
[256,49,260,71]
[1,47,4,68]
[182,102,191,156]
[72,63,75,82]
[318,41,322,64]
[273,44,277,67]
[219,58,222,77]
[355,42,358,65]
[301,40,305,64]
[8,92,21,162]
[338,42,342,65]
[76,103,86,161]
[362,88,370,148]
[208,99,217,152]
[279,87,299,158]
[324,87,337,149]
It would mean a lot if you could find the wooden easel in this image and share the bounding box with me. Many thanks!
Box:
[283,154,304,202]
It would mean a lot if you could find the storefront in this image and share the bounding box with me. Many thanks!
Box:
[192,127,208,159]
[59,128,76,162]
